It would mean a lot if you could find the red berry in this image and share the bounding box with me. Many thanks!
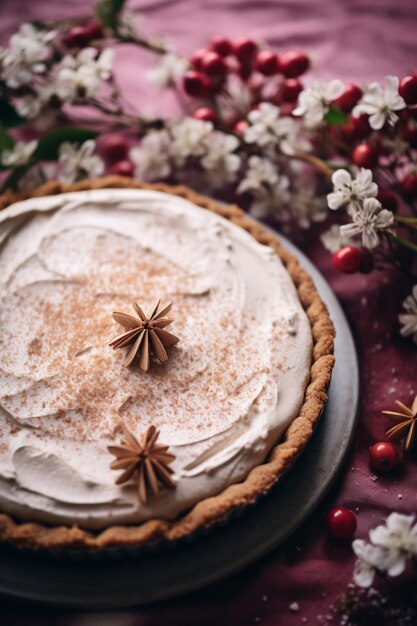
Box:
[247,72,265,92]
[63,26,90,48]
[333,84,362,113]
[326,507,357,541]
[232,119,249,134]
[377,189,398,211]
[110,160,135,177]
[232,38,258,63]
[280,78,303,103]
[193,107,217,123]
[209,36,233,57]
[332,246,365,274]
[402,172,417,198]
[236,62,252,81]
[280,51,310,78]
[369,442,399,472]
[183,71,213,97]
[190,48,209,70]
[339,121,357,142]
[350,114,371,139]
[254,50,280,76]
[201,51,227,76]
[352,143,379,168]
[100,134,129,163]
[84,20,104,40]
[399,75,417,105]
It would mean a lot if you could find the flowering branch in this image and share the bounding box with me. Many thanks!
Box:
[1,0,417,342]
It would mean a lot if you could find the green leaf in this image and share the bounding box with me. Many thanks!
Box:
[95,0,127,31]
[324,106,348,126]
[1,165,30,192]
[33,127,98,161]
[0,98,26,128]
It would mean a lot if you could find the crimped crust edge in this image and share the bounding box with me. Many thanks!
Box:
[0,177,335,549]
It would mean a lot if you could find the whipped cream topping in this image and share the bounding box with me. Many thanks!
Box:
[0,188,312,529]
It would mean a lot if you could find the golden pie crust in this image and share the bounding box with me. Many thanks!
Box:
[0,177,335,549]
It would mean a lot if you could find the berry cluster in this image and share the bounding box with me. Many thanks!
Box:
[331,76,417,172]
[183,37,309,125]
[2,15,417,296]
[327,74,417,277]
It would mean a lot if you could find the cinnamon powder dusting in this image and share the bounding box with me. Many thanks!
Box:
[0,228,282,446]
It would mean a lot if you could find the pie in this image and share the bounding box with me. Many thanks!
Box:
[0,177,334,549]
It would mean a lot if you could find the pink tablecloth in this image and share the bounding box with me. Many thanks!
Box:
[1,1,417,624]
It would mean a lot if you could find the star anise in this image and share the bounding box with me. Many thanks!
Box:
[108,424,176,504]
[383,394,417,452]
[109,297,180,371]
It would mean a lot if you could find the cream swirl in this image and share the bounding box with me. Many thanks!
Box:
[0,188,312,528]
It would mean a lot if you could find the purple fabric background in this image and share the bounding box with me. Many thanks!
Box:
[1,1,417,624]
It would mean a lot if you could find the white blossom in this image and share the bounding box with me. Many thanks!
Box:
[244,103,295,148]
[170,118,213,166]
[320,224,357,253]
[327,168,378,212]
[249,176,290,220]
[15,83,55,119]
[399,285,417,344]
[352,539,390,588]
[1,23,55,88]
[369,513,417,576]
[15,94,44,119]
[54,48,114,102]
[352,76,406,130]
[340,197,394,249]
[352,514,417,588]
[217,75,252,120]
[280,122,311,156]
[130,130,172,181]
[237,156,279,195]
[58,140,104,183]
[293,80,345,127]
[201,132,241,186]
[92,48,114,80]
[147,53,188,87]
[291,188,327,229]
[1,140,38,167]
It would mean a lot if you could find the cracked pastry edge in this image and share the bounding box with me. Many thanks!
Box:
[0,177,335,549]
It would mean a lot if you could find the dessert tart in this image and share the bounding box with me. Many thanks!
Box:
[0,177,334,550]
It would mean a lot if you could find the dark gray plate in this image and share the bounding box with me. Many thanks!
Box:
[0,233,359,608]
